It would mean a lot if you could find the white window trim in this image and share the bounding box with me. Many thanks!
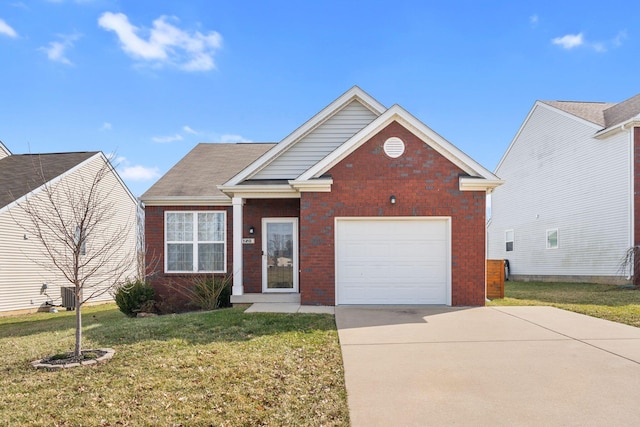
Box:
[546,228,558,250]
[164,210,227,273]
[505,229,514,252]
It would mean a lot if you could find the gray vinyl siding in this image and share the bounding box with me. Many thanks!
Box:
[252,100,378,179]
[487,104,631,280]
[0,155,138,314]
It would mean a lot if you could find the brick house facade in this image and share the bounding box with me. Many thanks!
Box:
[142,87,501,307]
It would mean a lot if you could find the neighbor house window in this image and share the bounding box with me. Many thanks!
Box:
[74,226,86,256]
[546,229,558,249]
[165,211,226,273]
[505,230,514,252]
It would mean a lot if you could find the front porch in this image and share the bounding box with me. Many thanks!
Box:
[230,292,300,304]
[231,292,334,314]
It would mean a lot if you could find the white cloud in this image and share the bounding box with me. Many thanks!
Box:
[183,125,198,134]
[98,12,222,71]
[40,33,81,65]
[112,156,160,181]
[552,33,583,49]
[0,18,18,38]
[613,30,627,47]
[552,31,627,52]
[100,122,113,131]
[220,134,252,143]
[152,133,183,143]
[118,164,161,181]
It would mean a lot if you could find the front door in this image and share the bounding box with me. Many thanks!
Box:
[262,218,298,293]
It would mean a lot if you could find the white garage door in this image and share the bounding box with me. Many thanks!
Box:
[336,217,450,305]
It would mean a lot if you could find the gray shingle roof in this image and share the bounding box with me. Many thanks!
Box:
[540,101,614,126]
[141,143,275,200]
[0,152,98,209]
[541,93,640,128]
[603,93,640,128]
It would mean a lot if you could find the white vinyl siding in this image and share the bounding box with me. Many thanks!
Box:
[0,143,9,160]
[165,211,226,273]
[0,155,137,314]
[487,104,631,278]
[251,100,378,179]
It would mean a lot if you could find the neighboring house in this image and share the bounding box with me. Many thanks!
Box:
[0,147,138,315]
[488,94,640,283]
[142,87,502,307]
[0,141,10,160]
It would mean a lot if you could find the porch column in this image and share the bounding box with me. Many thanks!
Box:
[232,197,244,295]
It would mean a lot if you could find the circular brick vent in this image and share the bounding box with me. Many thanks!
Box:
[383,137,405,158]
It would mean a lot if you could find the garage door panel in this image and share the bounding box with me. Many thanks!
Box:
[336,218,450,305]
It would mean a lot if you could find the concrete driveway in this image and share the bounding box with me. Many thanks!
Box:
[335,306,640,427]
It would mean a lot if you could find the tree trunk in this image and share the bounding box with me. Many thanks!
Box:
[74,286,82,358]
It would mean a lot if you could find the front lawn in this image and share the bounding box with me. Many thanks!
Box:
[487,281,640,327]
[0,304,349,426]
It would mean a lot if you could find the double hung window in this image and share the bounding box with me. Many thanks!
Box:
[165,211,226,273]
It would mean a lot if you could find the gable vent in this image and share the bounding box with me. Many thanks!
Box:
[383,137,405,158]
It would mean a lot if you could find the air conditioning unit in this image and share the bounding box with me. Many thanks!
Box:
[61,287,76,311]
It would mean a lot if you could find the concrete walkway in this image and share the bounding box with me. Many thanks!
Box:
[244,303,334,314]
[336,306,640,427]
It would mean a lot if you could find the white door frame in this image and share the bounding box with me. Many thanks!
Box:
[262,218,299,293]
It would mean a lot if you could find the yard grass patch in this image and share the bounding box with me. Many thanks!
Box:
[487,281,640,327]
[0,304,349,426]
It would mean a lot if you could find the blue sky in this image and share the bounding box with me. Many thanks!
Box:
[0,1,637,197]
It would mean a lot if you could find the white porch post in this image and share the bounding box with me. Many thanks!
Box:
[232,197,244,295]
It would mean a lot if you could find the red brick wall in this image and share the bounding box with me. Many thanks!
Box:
[242,199,300,293]
[144,205,232,308]
[300,121,486,306]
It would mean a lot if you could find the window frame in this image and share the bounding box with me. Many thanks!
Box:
[546,228,558,250]
[505,229,514,252]
[164,210,227,274]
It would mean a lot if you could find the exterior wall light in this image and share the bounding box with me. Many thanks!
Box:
[390,195,396,205]
[249,226,255,235]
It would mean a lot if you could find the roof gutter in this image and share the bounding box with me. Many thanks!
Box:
[459,177,504,193]
[141,195,232,206]
[594,117,640,139]
[217,184,300,199]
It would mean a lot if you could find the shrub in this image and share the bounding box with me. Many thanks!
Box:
[218,280,232,308]
[169,274,232,311]
[191,274,233,311]
[114,280,155,317]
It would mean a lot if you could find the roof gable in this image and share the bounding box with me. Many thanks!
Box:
[0,141,10,160]
[224,86,386,186]
[250,99,379,180]
[296,104,501,184]
[0,152,100,211]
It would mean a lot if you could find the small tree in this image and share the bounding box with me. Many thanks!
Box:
[620,246,640,288]
[14,153,136,358]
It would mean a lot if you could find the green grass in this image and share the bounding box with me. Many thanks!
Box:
[487,281,640,327]
[0,304,349,426]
